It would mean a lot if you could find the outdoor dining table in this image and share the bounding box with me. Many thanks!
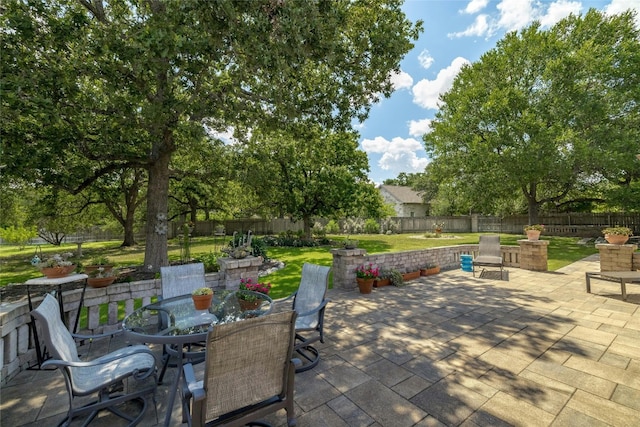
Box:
[122,289,273,426]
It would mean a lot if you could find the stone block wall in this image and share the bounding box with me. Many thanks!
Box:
[596,244,638,271]
[518,239,549,271]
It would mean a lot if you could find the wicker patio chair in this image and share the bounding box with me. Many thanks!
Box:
[182,310,299,427]
[472,234,504,279]
[158,262,209,383]
[32,293,157,426]
[278,262,331,372]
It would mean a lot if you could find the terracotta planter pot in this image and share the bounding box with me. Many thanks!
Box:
[87,276,116,288]
[192,294,213,310]
[605,234,629,245]
[84,265,114,274]
[402,271,420,281]
[374,278,391,288]
[356,278,374,294]
[420,266,440,276]
[238,299,261,311]
[526,230,541,241]
[40,265,76,279]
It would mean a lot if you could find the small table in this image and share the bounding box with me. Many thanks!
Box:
[24,274,89,367]
[585,271,640,301]
[122,290,273,427]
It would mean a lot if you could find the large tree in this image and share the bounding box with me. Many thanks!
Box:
[238,126,379,236]
[2,0,422,271]
[424,9,640,223]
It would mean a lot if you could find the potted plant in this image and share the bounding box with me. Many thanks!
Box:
[192,287,214,310]
[374,268,392,287]
[343,238,359,249]
[388,269,405,287]
[31,252,76,278]
[420,263,440,276]
[524,224,544,241]
[87,266,117,288]
[602,226,633,245]
[236,278,271,310]
[84,256,113,274]
[355,263,378,294]
[402,267,421,281]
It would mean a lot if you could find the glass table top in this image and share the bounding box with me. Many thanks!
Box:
[122,290,273,342]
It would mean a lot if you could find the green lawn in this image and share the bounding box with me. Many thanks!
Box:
[0,233,599,299]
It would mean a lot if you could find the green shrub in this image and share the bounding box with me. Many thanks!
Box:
[193,251,220,272]
[325,220,340,234]
[364,219,381,234]
[0,226,37,249]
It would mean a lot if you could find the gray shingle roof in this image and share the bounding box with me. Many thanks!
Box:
[379,185,424,203]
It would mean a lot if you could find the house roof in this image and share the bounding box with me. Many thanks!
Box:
[379,185,424,204]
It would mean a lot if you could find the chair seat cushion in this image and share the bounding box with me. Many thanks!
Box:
[473,256,502,265]
[72,345,156,395]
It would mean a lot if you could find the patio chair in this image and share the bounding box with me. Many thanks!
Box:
[279,262,331,372]
[472,234,504,279]
[32,293,157,426]
[181,310,298,427]
[158,263,208,383]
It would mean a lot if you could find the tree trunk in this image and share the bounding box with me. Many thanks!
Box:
[303,216,313,239]
[121,207,137,247]
[144,151,171,272]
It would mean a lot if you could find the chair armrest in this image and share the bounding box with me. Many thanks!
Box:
[71,329,124,344]
[41,345,155,369]
[295,298,330,318]
[183,363,206,402]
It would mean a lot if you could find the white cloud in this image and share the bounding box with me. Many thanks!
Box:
[408,118,433,137]
[605,0,640,27]
[361,136,428,176]
[463,0,490,14]
[539,0,582,28]
[418,49,434,69]
[412,57,470,110]
[389,69,413,90]
[496,0,537,32]
[448,14,490,38]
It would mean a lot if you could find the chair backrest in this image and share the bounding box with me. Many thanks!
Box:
[202,310,297,422]
[160,263,206,299]
[294,263,330,330]
[32,293,79,363]
[478,234,502,258]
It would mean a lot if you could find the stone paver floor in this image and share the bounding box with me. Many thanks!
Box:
[2,254,640,426]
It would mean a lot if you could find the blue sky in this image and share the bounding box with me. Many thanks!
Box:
[360,0,640,185]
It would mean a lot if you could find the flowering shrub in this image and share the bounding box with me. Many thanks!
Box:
[355,263,379,280]
[524,224,544,232]
[31,252,75,269]
[237,278,272,301]
[602,226,632,236]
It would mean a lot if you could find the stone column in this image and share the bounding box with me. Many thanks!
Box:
[218,256,263,290]
[596,243,637,271]
[330,248,368,290]
[517,239,549,271]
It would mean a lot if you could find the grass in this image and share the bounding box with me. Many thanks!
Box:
[0,233,599,299]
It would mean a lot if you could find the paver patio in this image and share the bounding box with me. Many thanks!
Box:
[2,254,639,426]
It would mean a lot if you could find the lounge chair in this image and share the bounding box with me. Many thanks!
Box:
[472,234,504,279]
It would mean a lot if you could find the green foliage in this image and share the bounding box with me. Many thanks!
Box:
[0,226,37,249]
[192,251,220,273]
[364,219,381,234]
[250,237,269,262]
[311,222,327,239]
[325,220,340,234]
[424,10,640,219]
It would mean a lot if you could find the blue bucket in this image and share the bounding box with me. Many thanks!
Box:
[460,254,473,272]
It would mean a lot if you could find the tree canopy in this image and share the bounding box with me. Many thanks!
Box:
[424,9,640,222]
[2,0,422,270]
